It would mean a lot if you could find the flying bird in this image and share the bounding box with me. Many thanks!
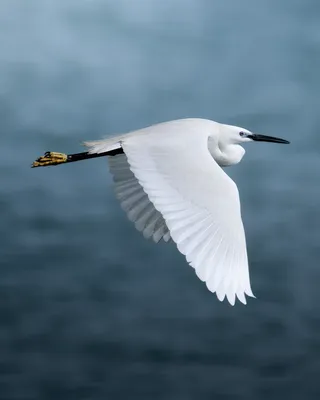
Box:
[32,118,290,305]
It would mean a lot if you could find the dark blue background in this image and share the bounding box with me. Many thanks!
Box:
[1,0,319,399]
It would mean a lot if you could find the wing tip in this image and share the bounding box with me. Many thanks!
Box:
[213,289,256,306]
[204,277,255,306]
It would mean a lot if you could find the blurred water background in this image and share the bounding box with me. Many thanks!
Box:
[0,0,320,399]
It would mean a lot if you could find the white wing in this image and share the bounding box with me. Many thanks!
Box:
[85,119,254,305]
[122,121,254,305]
[108,153,171,243]
[84,135,170,242]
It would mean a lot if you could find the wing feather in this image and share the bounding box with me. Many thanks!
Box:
[108,154,171,243]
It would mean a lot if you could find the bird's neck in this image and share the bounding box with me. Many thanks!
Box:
[209,139,245,167]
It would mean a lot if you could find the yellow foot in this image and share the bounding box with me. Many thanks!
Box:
[32,152,68,168]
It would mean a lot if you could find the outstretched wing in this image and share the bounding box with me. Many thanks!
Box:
[85,119,254,305]
[120,123,254,305]
[108,153,171,243]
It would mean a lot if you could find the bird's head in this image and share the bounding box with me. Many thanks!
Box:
[212,123,290,166]
[221,124,290,145]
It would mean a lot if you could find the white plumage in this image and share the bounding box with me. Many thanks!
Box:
[83,118,289,305]
[108,154,171,243]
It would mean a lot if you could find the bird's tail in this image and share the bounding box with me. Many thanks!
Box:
[83,134,125,155]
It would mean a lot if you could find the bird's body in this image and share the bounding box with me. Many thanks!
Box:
[32,118,290,306]
[84,118,246,167]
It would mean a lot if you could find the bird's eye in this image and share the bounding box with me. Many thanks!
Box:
[239,131,245,137]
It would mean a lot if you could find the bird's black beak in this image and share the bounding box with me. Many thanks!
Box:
[249,134,290,144]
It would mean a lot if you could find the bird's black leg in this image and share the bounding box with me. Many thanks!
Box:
[31,148,123,168]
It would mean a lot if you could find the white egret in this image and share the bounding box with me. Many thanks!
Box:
[32,118,290,305]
